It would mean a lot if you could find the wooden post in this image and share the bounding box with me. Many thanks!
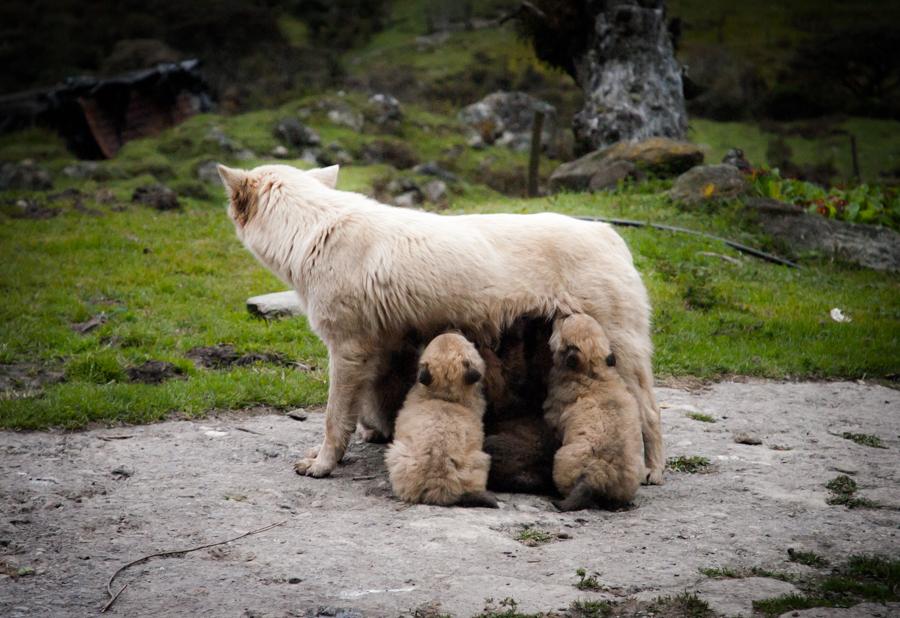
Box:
[528,110,544,197]
[849,133,861,181]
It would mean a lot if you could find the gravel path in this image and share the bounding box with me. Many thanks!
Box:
[1,380,898,617]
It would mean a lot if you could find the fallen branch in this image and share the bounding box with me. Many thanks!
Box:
[575,216,800,268]
[101,520,287,613]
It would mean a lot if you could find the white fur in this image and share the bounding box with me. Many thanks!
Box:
[219,163,664,482]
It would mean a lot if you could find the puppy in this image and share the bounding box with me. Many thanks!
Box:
[543,314,644,511]
[483,416,558,494]
[384,333,498,508]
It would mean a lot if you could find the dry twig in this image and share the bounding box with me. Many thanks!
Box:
[101,520,287,613]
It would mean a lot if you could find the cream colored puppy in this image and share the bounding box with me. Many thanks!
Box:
[544,314,644,511]
[217,163,663,484]
[385,333,497,508]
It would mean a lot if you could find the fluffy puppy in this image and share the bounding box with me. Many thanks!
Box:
[384,333,498,508]
[543,314,643,511]
[483,416,558,494]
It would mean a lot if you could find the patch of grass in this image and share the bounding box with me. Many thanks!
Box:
[841,432,887,449]
[686,412,716,423]
[647,591,713,618]
[568,599,612,618]
[698,566,741,578]
[474,597,543,618]
[699,566,793,582]
[513,526,555,547]
[825,475,876,509]
[667,456,712,473]
[574,568,603,592]
[753,594,837,616]
[788,549,830,568]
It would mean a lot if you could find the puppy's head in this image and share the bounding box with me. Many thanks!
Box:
[549,314,616,378]
[417,332,486,404]
[217,163,340,231]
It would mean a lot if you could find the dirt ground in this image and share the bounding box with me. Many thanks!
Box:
[2,380,898,617]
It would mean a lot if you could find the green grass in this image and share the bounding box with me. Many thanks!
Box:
[647,592,713,618]
[513,527,555,547]
[667,456,712,473]
[568,599,612,618]
[574,568,602,592]
[699,566,792,582]
[1,82,898,429]
[841,432,887,449]
[825,475,876,509]
[788,550,829,568]
[686,412,716,423]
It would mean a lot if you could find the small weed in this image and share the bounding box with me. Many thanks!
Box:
[700,566,793,581]
[513,526,555,547]
[841,432,886,449]
[648,591,713,618]
[788,549,829,568]
[749,567,794,582]
[474,597,543,618]
[686,412,716,423]
[699,566,740,578]
[753,594,836,616]
[667,456,712,473]
[568,599,612,618]
[575,568,603,591]
[825,475,876,508]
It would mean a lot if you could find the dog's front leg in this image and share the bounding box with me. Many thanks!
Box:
[294,342,373,477]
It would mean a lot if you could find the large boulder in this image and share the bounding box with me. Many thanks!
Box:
[760,213,900,272]
[0,160,52,191]
[458,91,557,153]
[273,118,321,148]
[550,137,703,191]
[668,164,750,204]
[365,94,404,131]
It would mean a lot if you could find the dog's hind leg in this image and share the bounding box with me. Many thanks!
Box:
[295,340,376,477]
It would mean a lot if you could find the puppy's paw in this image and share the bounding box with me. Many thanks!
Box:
[293,456,333,477]
[643,468,664,485]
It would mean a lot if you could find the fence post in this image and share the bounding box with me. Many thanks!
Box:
[528,110,544,197]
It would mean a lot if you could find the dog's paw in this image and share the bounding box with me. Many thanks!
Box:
[643,468,664,485]
[304,445,320,459]
[293,456,333,477]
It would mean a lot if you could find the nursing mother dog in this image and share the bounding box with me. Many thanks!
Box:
[217,163,664,484]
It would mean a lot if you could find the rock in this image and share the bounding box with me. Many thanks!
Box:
[131,184,180,210]
[186,344,289,369]
[697,577,798,618]
[62,161,112,181]
[9,199,58,219]
[668,164,750,204]
[422,180,448,204]
[126,361,183,384]
[759,213,900,272]
[392,191,422,208]
[743,197,804,215]
[550,137,703,192]
[412,162,458,182]
[567,1,687,151]
[722,148,752,172]
[733,432,763,446]
[72,313,107,334]
[587,160,640,191]
[246,291,303,319]
[204,127,236,153]
[271,145,290,159]
[365,94,403,129]
[196,161,221,185]
[316,143,353,167]
[234,148,256,161]
[458,91,557,153]
[0,160,52,191]
[286,409,308,421]
[362,139,418,169]
[326,108,364,132]
[273,118,321,148]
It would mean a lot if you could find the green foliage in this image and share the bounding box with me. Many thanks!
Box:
[686,412,716,423]
[513,527,555,547]
[751,168,900,230]
[825,475,876,509]
[667,456,711,473]
[574,568,603,591]
[841,432,886,449]
[474,597,543,618]
[753,594,837,616]
[647,592,713,618]
[568,599,612,618]
[788,549,829,568]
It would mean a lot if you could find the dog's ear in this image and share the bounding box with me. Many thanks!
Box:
[564,346,582,371]
[464,367,482,385]
[306,165,339,188]
[418,365,432,386]
[217,164,257,226]
[605,353,616,367]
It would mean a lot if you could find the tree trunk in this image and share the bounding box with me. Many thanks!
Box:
[571,0,687,152]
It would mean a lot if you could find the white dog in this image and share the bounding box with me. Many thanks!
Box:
[217,163,664,483]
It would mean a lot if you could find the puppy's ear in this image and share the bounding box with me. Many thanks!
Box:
[418,365,432,386]
[464,367,482,385]
[307,165,339,188]
[217,164,257,226]
[564,346,581,370]
[605,353,616,367]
